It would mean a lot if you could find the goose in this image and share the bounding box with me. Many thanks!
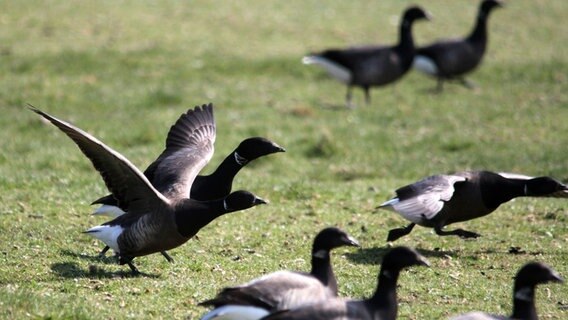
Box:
[450,262,563,320]
[259,246,430,320]
[377,171,568,242]
[92,137,285,218]
[31,105,267,274]
[413,0,503,91]
[199,227,360,320]
[303,6,431,108]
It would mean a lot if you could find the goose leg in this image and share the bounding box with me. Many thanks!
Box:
[98,246,110,258]
[434,226,480,239]
[160,251,174,263]
[346,85,354,108]
[119,255,140,275]
[363,86,371,105]
[127,262,140,275]
[387,223,415,242]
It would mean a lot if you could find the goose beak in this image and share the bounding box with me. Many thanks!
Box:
[345,235,361,247]
[276,145,286,153]
[417,255,431,267]
[550,271,564,283]
[254,197,268,205]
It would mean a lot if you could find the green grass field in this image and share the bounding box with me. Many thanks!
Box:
[0,0,567,319]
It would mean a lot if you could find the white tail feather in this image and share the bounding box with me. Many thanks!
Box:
[200,305,269,320]
[302,55,351,84]
[85,225,123,253]
[413,55,438,76]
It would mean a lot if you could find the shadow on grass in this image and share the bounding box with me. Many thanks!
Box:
[51,262,160,279]
[60,249,117,265]
[346,246,457,265]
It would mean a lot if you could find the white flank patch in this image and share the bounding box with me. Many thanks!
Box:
[413,55,438,75]
[85,225,123,253]
[200,305,269,320]
[302,55,351,84]
[91,204,125,218]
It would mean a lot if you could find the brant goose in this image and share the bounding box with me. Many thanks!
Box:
[31,105,266,274]
[303,6,431,108]
[450,262,563,320]
[260,246,429,320]
[378,171,568,242]
[199,227,360,320]
[413,0,503,91]
[92,137,284,218]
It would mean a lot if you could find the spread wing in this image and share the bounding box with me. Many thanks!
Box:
[30,106,170,215]
[142,104,216,200]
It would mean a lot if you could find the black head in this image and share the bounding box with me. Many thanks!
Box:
[525,176,567,196]
[380,246,430,275]
[480,0,504,16]
[515,262,563,290]
[223,190,267,211]
[235,137,286,163]
[312,227,360,255]
[402,6,432,24]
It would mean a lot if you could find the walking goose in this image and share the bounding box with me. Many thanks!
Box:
[31,105,266,274]
[413,0,503,91]
[92,137,284,218]
[450,262,563,320]
[199,227,360,320]
[303,6,431,108]
[260,246,429,320]
[378,171,568,242]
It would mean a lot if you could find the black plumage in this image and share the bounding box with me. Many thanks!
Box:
[32,105,267,274]
[260,247,429,320]
[199,227,360,320]
[450,262,563,320]
[378,171,568,242]
[303,6,430,107]
[413,0,503,91]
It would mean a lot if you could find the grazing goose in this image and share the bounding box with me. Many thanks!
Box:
[31,105,267,274]
[302,6,431,108]
[413,0,503,91]
[260,246,429,320]
[199,227,360,320]
[450,262,563,320]
[92,137,285,218]
[378,171,568,242]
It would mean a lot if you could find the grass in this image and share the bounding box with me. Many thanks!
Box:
[0,0,567,318]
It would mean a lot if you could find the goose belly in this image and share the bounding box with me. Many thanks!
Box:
[200,305,269,320]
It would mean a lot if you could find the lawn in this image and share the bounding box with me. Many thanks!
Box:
[0,0,567,319]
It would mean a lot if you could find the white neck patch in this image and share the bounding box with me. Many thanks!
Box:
[223,199,229,211]
[313,249,327,259]
[514,287,533,302]
[234,152,248,166]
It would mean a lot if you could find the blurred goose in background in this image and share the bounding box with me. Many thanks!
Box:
[378,171,568,242]
[92,137,284,218]
[259,246,429,320]
[450,262,563,320]
[31,105,266,274]
[199,227,360,320]
[413,0,503,91]
[303,6,431,108]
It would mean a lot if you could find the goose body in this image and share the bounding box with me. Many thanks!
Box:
[32,105,266,274]
[450,262,563,320]
[260,247,429,320]
[303,6,430,107]
[379,171,568,241]
[199,227,360,319]
[413,0,503,91]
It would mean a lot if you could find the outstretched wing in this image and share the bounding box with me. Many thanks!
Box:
[144,104,216,200]
[30,106,170,214]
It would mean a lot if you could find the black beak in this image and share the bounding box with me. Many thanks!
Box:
[254,197,268,205]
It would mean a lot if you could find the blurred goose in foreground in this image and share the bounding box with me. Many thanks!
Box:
[260,246,429,320]
[450,262,563,320]
[31,105,266,274]
[92,137,284,218]
[92,136,284,261]
[413,0,503,91]
[378,171,568,242]
[199,227,360,320]
[303,6,431,108]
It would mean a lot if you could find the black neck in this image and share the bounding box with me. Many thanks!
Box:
[398,19,415,51]
[367,268,399,320]
[468,9,490,43]
[310,251,338,295]
[174,199,228,238]
[479,174,526,209]
[511,286,538,320]
[191,150,243,199]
